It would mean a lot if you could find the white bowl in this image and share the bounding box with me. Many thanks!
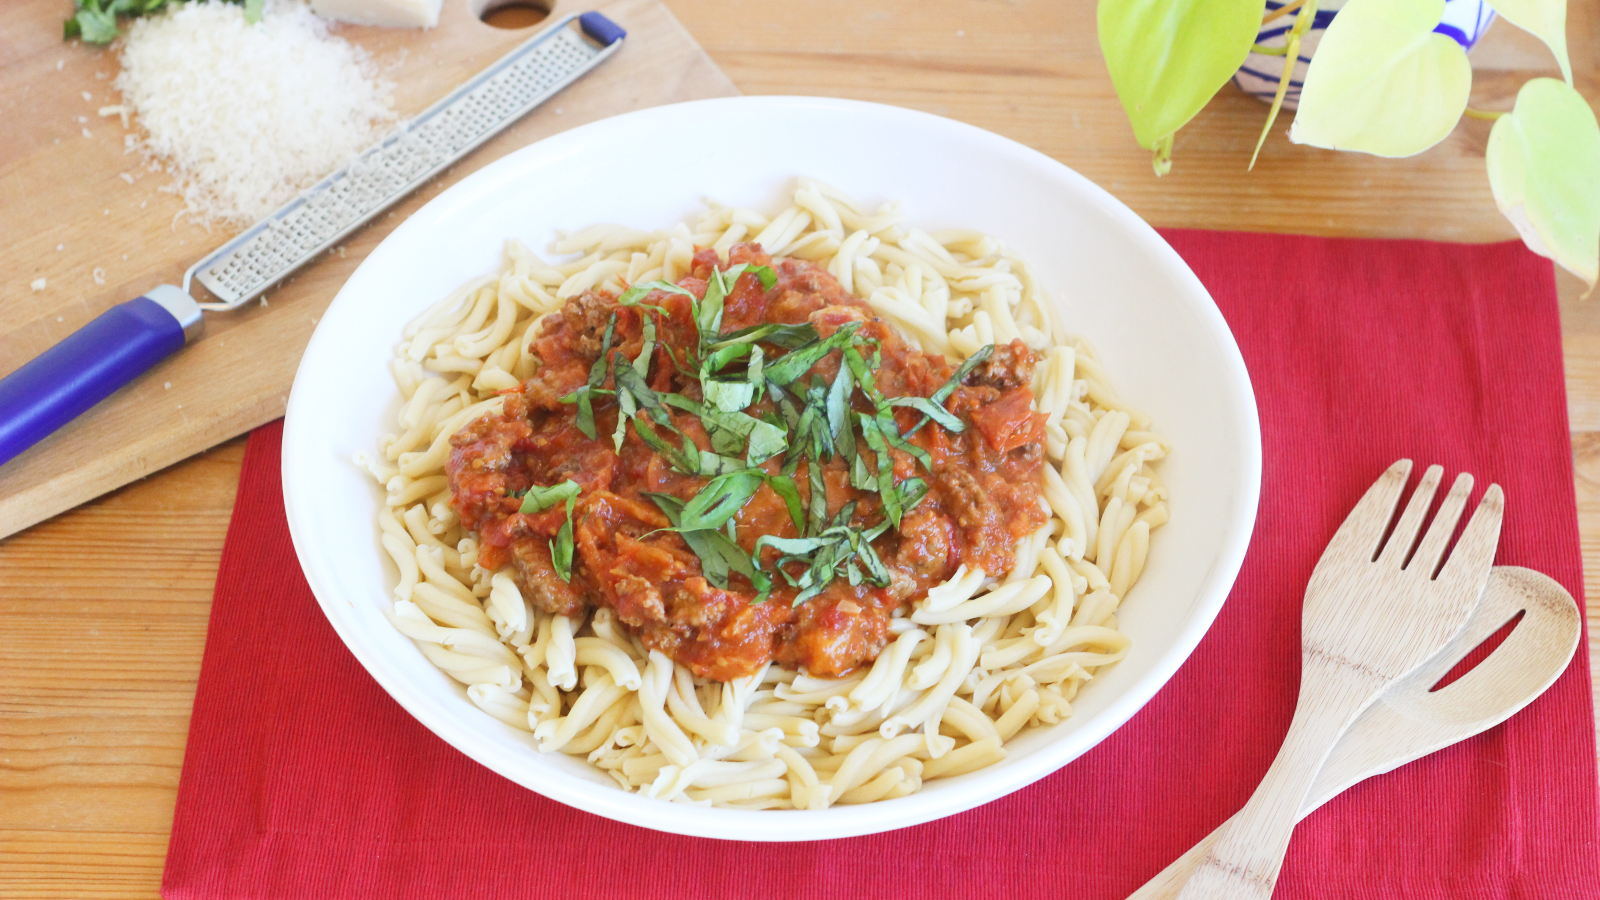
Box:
[282,96,1261,841]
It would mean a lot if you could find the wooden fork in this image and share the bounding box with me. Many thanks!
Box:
[1128,566,1578,899]
[1172,460,1504,900]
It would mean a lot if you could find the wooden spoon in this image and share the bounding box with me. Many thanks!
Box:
[1173,461,1503,900]
[1128,565,1580,899]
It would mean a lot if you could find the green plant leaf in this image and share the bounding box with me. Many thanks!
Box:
[1097,0,1263,168]
[1483,0,1571,85]
[1290,0,1471,157]
[1486,77,1600,288]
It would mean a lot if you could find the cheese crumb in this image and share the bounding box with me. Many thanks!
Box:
[119,172,135,184]
[30,278,46,291]
[100,104,131,128]
[93,268,107,285]
[81,91,92,101]
[115,0,396,226]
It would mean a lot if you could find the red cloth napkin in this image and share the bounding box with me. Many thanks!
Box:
[162,231,1600,900]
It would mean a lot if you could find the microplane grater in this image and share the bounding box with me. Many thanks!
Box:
[187,11,626,310]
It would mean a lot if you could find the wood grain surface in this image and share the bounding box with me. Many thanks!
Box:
[2,1,1598,897]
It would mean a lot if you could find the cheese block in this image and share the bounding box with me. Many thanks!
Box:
[310,0,443,28]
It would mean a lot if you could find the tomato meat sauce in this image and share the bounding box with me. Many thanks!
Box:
[447,242,1047,681]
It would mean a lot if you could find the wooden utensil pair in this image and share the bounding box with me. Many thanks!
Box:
[1133,461,1581,900]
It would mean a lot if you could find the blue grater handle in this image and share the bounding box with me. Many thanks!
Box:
[0,286,201,468]
[578,11,626,45]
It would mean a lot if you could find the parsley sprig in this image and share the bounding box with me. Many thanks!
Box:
[64,0,263,44]
[538,263,995,604]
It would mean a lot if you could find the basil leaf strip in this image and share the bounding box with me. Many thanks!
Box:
[761,322,863,386]
[662,393,787,465]
[714,322,819,350]
[550,514,575,582]
[887,395,965,433]
[867,410,933,472]
[563,315,619,440]
[765,473,806,534]
[859,415,904,528]
[806,460,828,535]
[695,450,751,476]
[703,379,757,414]
[702,340,755,373]
[901,344,995,438]
[698,265,739,338]
[826,354,857,461]
[632,313,656,379]
[617,280,694,307]
[518,481,582,582]
[613,388,636,453]
[676,470,765,532]
[518,479,582,515]
[632,419,698,473]
[643,492,771,599]
[841,344,886,408]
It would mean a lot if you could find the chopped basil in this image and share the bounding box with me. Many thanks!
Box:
[766,473,806,534]
[517,480,582,583]
[887,395,965,433]
[858,417,904,528]
[806,458,828,535]
[674,470,765,532]
[632,313,657,378]
[703,378,757,414]
[550,517,575,582]
[617,280,694,307]
[644,492,771,599]
[715,322,820,350]
[564,316,620,440]
[546,258,1000,606]
[694,449,754,476]
[761,322,863,385]
[902,344,995,438]
[518,479,582,515]
[612,388,635,453]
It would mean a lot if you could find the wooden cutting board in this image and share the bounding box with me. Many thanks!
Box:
[0,0,736,539]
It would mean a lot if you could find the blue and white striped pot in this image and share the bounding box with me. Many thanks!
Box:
[1234,0,1497,109]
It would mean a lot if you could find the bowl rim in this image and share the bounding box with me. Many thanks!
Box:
[282,94,1262,841]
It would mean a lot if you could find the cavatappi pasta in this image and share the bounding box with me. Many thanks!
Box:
[358,178,1170,809]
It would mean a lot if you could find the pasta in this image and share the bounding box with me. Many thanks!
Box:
[363,178,1169,808]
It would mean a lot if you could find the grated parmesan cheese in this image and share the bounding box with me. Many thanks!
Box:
[114,0,396,226]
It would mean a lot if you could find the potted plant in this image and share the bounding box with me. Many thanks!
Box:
[1099,0,1600,289]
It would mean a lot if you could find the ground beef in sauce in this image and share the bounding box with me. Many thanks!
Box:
[446,243,1048,681]
[965,338,1038,391]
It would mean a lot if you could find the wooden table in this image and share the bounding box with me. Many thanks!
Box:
[1,1,1594,895]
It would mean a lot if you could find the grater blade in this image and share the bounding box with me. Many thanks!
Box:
[184,11,625,311]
